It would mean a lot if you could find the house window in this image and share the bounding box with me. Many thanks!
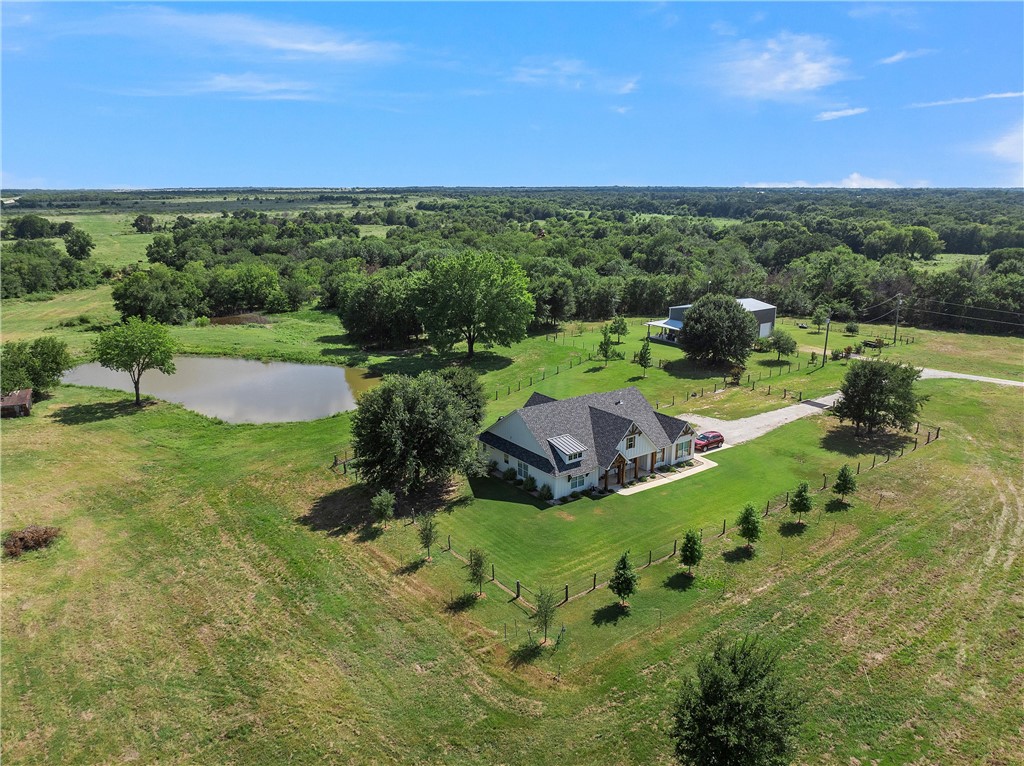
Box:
[625,435,636,451]
[570,474,586,490]
[676,442,685,459]
[517,460,529,479]
[503,453,509,464]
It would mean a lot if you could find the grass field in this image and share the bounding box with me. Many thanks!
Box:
[2,375,1020,764]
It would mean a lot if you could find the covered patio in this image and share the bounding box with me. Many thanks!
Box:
[644,318,683,345]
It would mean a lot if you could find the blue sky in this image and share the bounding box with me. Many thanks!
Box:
[2,2,1022,188]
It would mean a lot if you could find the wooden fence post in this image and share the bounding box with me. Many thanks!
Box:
[913,438,918,451]
[856,461,861,474]
[564,584,568,602]
[721,518,726,536]
[822,473,828,490]
[935,427,941,439]
[648,550,652,566]
[872,455,877,468]
[592,573,597,591]
[673,539,678,555]
[764,500,770,517]
[516,580,520,599]
[447,534,451,550]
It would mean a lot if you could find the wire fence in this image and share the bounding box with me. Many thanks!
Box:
[428,421,943,612]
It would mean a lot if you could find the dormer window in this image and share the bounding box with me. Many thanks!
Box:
[549,434,587,463]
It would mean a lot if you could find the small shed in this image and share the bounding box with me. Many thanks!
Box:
[1,389,32,418]
[646,297,777,340]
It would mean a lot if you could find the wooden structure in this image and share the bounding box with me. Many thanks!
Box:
[1,389,32,418]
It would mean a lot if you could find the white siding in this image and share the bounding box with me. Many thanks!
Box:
[616,427,657,460]
[758,321,773,338]
[487,412,543,453]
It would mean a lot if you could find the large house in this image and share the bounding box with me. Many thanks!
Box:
[478,387,695,500]
[647,298,777,341]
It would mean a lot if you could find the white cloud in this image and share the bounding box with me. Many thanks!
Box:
[106,6,399,62]
[611,106,631,115]
[715,32,850,101]
[746,172,908,188]
[910,91,1024,108]
[190,73,319,100]
[117,73,320,101]
[987,122,1024,164]
[509,57,638,95]
[815,107,869,121]
[878,48,936,65]
[710,21,738,36]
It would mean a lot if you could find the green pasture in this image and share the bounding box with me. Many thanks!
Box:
[2,377,1020,765]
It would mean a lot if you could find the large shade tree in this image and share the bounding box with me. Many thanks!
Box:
[92,318,177,406]
[679,294,758,367]
[418,250,534,358]
[833,360,927,436]
[0,337,74,398]
[351,372,477,496]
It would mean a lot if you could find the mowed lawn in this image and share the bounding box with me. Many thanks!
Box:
[437,397,922,593]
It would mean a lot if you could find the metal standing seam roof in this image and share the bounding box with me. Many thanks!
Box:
[548,434,588,456]
[480,387,692,479]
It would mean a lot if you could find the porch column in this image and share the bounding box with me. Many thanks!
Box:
[650,451,657,470]
[633,457,639,477]
[603,470,609,490]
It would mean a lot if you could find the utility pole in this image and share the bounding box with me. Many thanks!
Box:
[822,311,832,364]
[893,294,902,345]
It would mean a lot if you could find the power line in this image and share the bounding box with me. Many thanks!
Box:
[856,294,900,314]
[859,307,898,325]
[911,295,1024,317]
[905,307,1024,327]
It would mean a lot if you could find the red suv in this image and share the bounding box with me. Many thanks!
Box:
[695,431,725,452]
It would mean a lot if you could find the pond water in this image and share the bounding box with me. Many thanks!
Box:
[62,356,376,424]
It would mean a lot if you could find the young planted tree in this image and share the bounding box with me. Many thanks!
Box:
[597,323,615,367]
[467,548,487,596]
[768,328,797,361]
[609,314,630,343]
[790,482,812,525]
[532,586,558,644]
[832,464,857,503]
[679,530,703,576]
[418,513,439,561]
[609,551,638,606]
[370,489,396,529]
[417,249,534,358]
[671,635,801,766]
[92,317,177,406]
[811,306,829,333]
[637,336,653,378]
[679,293,758,367]
[737,503,762,553]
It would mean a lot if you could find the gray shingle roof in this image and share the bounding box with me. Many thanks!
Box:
[480,387,692,478]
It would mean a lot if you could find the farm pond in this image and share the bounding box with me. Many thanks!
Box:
[62,356,376,424]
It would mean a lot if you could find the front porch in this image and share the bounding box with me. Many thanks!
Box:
[599,448,674,491]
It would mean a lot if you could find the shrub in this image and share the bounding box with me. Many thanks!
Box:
[523,475,537,492]
[845,321,859,335]
[844,346,853,358]
[853,342,864,354]
[487,460,498,474]
[514,478,524,486]
[729,365,745,385]
[570,490,581,499]
[194,316,211,327]
[3,526,61,558]
[809,351,818,364]
[538,484,554,501]
[502,467,518,482]
[831,348,844,361]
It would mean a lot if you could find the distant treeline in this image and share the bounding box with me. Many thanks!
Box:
[4,190,1021,335]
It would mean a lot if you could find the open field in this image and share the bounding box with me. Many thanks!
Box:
[780,317,1024,382]
[2,374,1021,764]
[912,252,988,272]
[40,213,155,269]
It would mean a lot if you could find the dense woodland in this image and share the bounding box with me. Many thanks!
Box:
[2,188,1022,340]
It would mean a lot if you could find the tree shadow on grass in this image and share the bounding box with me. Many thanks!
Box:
[298,484,379,541]
[591,602,630,626]
[507,640,544,669]
[779,521,807,538]
[583,365,606,373]
[661,358,726,382]
[627,375,646,382]
[394,558,426,576]
[722,545,755,563]
[445,592,479,613]
[49,399,149,426]
[663,571,696,591]
[820,425,913,457]
[825,497,849,514]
